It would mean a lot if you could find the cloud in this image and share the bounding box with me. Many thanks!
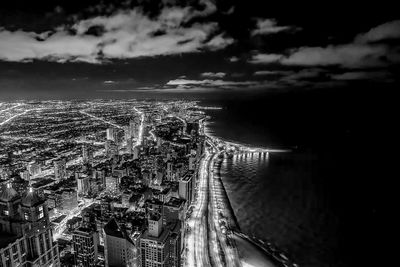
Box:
[249,20,400,68]
[249,53,282,64]
[103,80,117,84]
[330,71,390,81]
[0,1,232,63]
[201,72,226,78]
[281,44,388,68]
[166,78,258,87]
[355,20,400,43]
[251,18,299,36]
[228,56,239,62]
[253,70,284,76]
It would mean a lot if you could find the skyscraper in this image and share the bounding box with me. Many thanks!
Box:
[140,213,170,267]
[82,144,94,165]
[0,183,60,266]
[178,171,194,205]
[106,128,118,142]
[103,218,141,267]
[54,158,67,181]
[72,226,99,267]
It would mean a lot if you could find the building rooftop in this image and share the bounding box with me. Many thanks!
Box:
[0,183,20,202]
[21,188,44,207]
[141,227,169,242]
[165,197,185,208]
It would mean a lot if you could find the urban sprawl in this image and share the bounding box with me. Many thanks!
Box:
[0,100,292,267]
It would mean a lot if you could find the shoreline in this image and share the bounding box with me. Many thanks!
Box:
[204,121,298,267]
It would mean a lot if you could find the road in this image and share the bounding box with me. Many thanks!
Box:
[53,198,97,240]
[185,146,242,267]
[185,152,212,267]
[133,107,145,148]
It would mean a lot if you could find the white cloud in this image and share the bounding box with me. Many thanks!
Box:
[166,78,258,86]
[251,18,298,36]
[248,53,282,64]
[281,44,388,68]
[0,1,232,63]
[355,20,400,43]
[201,72,226,78]
[330,71,389,81]
[103,80,117,84]
[249,20,400,68]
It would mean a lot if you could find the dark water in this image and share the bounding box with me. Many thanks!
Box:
[202,87,394,267]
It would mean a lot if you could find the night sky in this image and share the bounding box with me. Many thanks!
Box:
[0,0,399,99]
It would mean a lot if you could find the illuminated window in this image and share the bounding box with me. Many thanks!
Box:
[38,206,44,219]
[24,212,29,220]
[4,209,9,216]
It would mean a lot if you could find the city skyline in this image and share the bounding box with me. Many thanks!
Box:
[0,1,396,267]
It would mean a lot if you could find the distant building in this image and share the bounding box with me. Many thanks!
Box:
[76,173,90,197]
[54,158,67,181]
[82,144,94,165]
[105,140,119,158]
[106,128,118,142]
[72,226,99,267]
[103,218,141,267]
[27,161,42,176]
[105,176,120,194]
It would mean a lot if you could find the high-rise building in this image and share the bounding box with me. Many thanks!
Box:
[124,125,133,155]
[130,119,139,139]
[105,140,119,158]
[72,227,99,267]
[76,173,90,197]
[163,197,186,226]
[54,158,67,181]
[82,144,94,165]
[178,171,194,205]
[0,182,60,266]
[106,128,116,141]
[27,161,42,176]
[140,213,170,267]
[169,222,181,267]
[103,218,141,267]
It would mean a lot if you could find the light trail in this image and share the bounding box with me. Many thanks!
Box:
[0,108,40,128]
[133,107,145,148]
[79,110,123,129]
[53,198,98,240]
[0,103,24,114]
[184,152,212,267]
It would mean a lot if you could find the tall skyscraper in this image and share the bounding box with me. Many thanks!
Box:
[0,182,60,266]
[54,158,67,181]
[82,144,94,165]
[72,227,99,267]
[103,218,141,267]
[178,172,194,205]
[140,213,170,267]
[106,128,117,142]
[76,173,90,197]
